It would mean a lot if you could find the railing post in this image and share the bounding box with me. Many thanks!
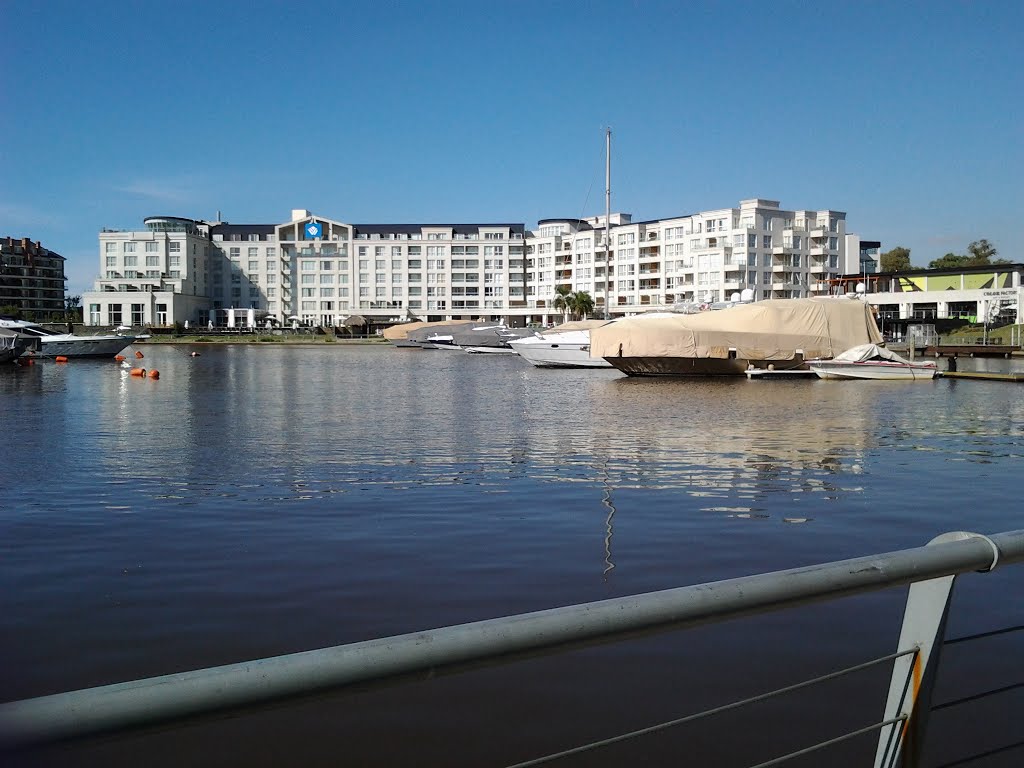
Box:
[874,532,999,768]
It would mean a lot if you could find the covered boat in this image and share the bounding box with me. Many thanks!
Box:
[808,343,938,380]
[384,320,475,348]
[589,297,883,376]
[454,324,532,354]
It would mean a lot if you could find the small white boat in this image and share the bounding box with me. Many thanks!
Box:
[509,321,613,368]
[808,344,938,380]
[0,318,137,359]
[424,333,462,350]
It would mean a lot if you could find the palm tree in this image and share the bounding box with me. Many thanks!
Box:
[568,291,595,320]
[552,285,572,322]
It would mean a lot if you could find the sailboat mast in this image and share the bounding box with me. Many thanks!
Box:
[604,127,611,320]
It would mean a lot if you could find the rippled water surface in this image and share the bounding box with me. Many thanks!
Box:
[2,345,1023,766]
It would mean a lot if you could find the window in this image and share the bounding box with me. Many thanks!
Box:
[105,242,117,253]
[320,274,334,284]
[248,260,259,272]
[123,242,136,253]
[170,242,182,253]
[301,260,316,271]
[144,242,158,253]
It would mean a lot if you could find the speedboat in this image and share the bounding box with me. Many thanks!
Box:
[0,318,137,359]
[509,320,613,368]
[808,343,938,380]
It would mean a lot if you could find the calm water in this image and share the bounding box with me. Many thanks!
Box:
[2,345,1023,767]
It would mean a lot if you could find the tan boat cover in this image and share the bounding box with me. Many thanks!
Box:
[545,319,612,333]
[382,319,475,341]
[589,298,882,361]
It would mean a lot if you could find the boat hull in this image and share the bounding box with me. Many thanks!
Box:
[463,346,516,354]
[38,335,136,358]
[605,355,806,377]
[809,362,937,380]
[512,342,612,368]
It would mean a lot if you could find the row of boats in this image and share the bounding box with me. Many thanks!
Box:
[383,297,939,380]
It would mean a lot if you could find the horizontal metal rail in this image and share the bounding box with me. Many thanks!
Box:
[2,529,1022,749]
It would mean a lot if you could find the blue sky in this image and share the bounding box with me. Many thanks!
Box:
[2,0,1021,296]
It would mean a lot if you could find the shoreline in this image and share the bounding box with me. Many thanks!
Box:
[137,335,388,345]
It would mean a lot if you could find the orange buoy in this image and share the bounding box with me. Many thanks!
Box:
[135,350,144,359]
[148,370,160,379]
[55,356,69,363]
[115,355,126,362]
[130,368,146,377]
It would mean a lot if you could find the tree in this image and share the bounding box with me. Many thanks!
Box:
[63,295,82,323]
[567,291,594,320]
[928,252,968,270]
[551,285,572,322]
[880,247,911,273]
[929,239,1010,269]
[965,239,997,264]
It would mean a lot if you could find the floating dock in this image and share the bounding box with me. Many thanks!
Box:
[744,369,817,380]
[939,371,1024,383]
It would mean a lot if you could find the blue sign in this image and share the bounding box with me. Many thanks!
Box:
[305,221,323,239]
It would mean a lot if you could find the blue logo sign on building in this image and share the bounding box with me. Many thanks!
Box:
[305,221,323,239]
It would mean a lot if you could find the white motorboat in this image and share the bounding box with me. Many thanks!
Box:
[423,333,462,350]
[457,324,530,354]
[808,343,938,380]
[0,318,137,358]
[509,321,613,368]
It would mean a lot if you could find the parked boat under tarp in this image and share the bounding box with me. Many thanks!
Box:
[589,297,883,376]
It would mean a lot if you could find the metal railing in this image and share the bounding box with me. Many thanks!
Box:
[1,530,1022,766]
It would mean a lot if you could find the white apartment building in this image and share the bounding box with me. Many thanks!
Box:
[526,199,856,319]
[83,200,860,328]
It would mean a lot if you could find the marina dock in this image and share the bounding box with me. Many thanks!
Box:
[940,370,1024,382]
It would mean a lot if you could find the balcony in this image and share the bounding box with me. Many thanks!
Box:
[723,280,743,291]
[772,264,787,273]
[809,246,826,257]
[809,263,828,274]
[723,262,747,272]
